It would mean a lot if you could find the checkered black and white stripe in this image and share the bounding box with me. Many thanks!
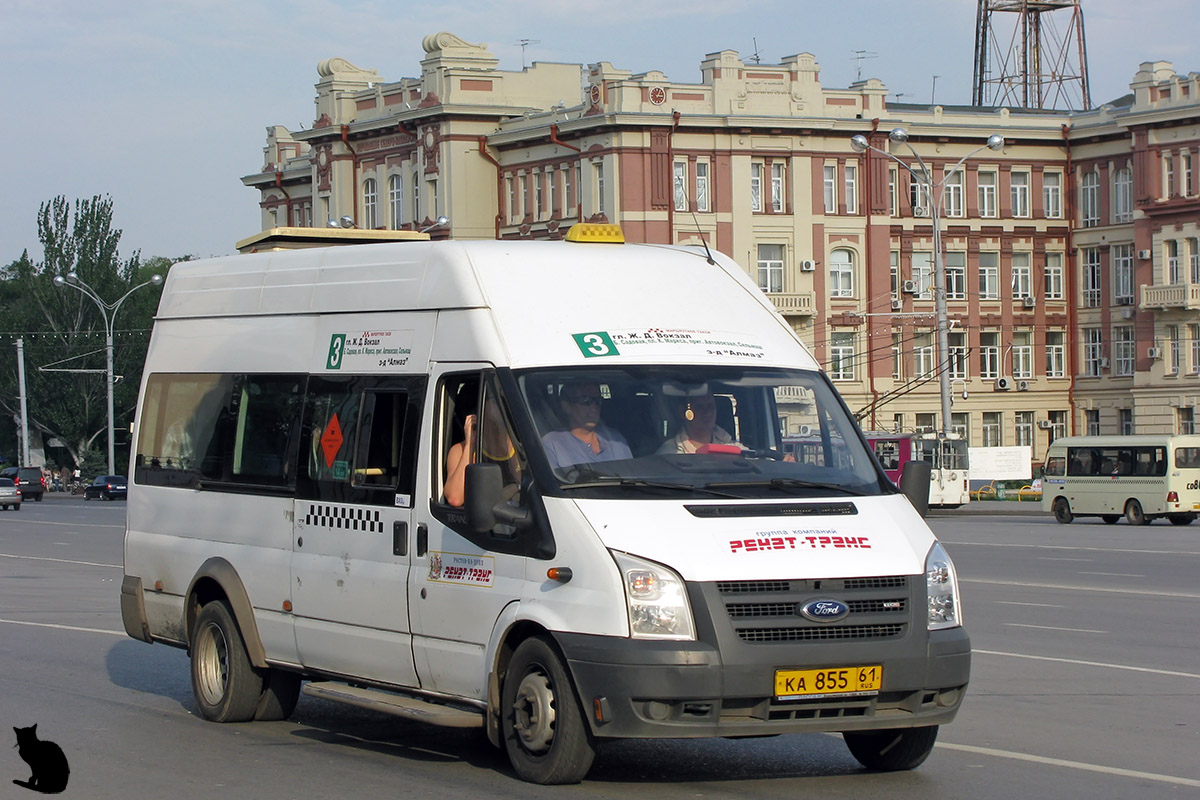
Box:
[304,503,384,534]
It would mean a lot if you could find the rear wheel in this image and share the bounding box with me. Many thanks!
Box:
[502,636,594,784]
[1052,497,1073,524]
[844,726,939,771]
[1125,499,1149,526]
[1168,513,1196,526]
[191,601,263,722]
[1101,515,1120,525]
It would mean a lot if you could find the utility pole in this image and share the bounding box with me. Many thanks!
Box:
[16,338,30,465]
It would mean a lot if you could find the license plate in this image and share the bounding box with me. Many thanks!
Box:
[774,665,883,699]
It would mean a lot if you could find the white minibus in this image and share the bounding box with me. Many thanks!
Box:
[120,224,968,784]
[1041,434,1200,525]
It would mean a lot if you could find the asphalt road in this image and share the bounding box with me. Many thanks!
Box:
[1,496,1197,799]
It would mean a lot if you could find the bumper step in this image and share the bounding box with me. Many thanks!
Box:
[302,682,483,728]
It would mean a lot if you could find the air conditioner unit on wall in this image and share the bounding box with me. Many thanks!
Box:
[797,424,813,437]
[1120,307,1136,319]
[1137,249,1152,260]
[902,279,918,294]
[913,206,930,217]
[891,298,902,310]
[1037,419,1054,430]
[1022,295,1036,308]
[1147,346,1163,359]
[1016,380,1031,391]
[995,377,1013,391]
[1098,357,1109,368]
[799,259,816,272]
[1116,296,1133,305]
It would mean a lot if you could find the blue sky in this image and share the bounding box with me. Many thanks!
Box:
[3,0,1196,263]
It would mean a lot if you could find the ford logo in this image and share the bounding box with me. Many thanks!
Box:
[799,599,850,622]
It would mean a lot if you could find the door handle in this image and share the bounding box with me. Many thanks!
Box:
[416,523,428,557]
[393,521,407,556]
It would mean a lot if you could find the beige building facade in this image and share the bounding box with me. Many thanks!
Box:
[243,33,1200,467]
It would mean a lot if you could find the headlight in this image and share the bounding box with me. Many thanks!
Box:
[611,551,696,641]
[926,541,962,630]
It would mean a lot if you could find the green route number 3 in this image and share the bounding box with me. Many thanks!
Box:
[572,331,619,358]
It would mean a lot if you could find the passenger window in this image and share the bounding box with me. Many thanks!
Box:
[1043,456,1066,477]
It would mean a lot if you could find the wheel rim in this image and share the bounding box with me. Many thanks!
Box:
[195,621,230,706]
[512,668,556,754]
[1127,501,1143,523]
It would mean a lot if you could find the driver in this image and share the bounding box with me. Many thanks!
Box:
[541,381,632,469]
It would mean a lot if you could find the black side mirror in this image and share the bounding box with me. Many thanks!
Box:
[465,462,530,533]
[899,460,931,518]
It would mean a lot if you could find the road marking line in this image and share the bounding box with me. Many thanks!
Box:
[1037,557,1092,561]
[962,577,1200,599]
[0,618,125,637]
[1079,571,1145,578]
[0,552,121,569]
[974,649,1200,679]
[1003,623,1107,633]
[943,541,1200,557]
[996,601,1066,608]
[0,519,125,530]
[937,742,1200,788]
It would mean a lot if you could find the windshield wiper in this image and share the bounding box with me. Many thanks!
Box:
[704,478,871,496]
[559,477,745,499]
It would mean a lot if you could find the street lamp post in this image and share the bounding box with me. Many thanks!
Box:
[53,271,163,475]
[851,128,1004,438]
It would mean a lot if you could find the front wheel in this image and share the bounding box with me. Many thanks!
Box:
[1125,499,1149,526]
[844,726,939,771]
[502,636,594,784]
[1053,497,1073,524]
[191,601,264,723]
[1101,515,1120,525]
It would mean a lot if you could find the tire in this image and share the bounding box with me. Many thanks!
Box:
[102,490,110,501]
[1101,515,1120,525]
[191,601,264,723]
[1168,513,1196,526]
[1052,497,1073,524]
[1124,499,1149,526]
[844,725,939,771]
[502,636,594,784]
[254,669,302,721]
[34,493,42,501]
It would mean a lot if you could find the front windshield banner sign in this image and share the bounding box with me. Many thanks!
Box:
[571,329,764,360]
[324,330,415,372]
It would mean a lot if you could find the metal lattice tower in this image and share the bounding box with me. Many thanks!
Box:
[972,0,1092,110]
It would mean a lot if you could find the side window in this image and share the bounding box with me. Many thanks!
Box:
[299,376,423,506]
[435,372,526,509]
[135,373,303,491]
[1043,455,1066,477]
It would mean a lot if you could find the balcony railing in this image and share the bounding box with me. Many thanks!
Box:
[1141,283,1200,310]
[766,291,815,316]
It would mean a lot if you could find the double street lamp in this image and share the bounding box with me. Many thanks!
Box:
[53,271,163,475]
[850,128,1004,438]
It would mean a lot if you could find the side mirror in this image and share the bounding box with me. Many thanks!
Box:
[465,462,530,533]
[899,460,931,518]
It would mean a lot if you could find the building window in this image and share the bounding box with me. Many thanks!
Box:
[845,163,858,215]
[916,413,936,434]
[1184,151,1195,197]
[951,413,969,440]
[892,333,903,379]
[1081,170,1100,227]
[770,162,785,213]
[535,171,545,219]
[1167,240,1182,284]
[594,160,605,215]
[1086,409,1101,436]
[412,171,420,223]
[1114,326,1135,376]
[756,244,785,293]
[982,412,1002,446]
[1179,407,1196,436]
[1049,411,1068,444]
[978,171,998,218]
[1167,324,1181,375]
[979,252,1000,300]
[1119,408,1134,435]
[1113,244,1134,304]
[830,332,855,381]
[1046,331,1065,378]
[890,250,900,301]
[695,161,710,212]
[563,164,574,213]
[1114,167,1133,223]
[1190,237,1200,283]
[362,177,378,229]
[1043,171,1062,218]
[1163,153,1176,199]
[944,169,964,217]
[829,249,855,297]
[1083,327,1104,377]
[888,167,898,217]
[1012,331,1033,379]
[945,252,966,299]
[547,169,557,216]
[673,161,688,212]
[1011,171,1030,217]
[388,174,404,228]
[751,162,764,213]
[1190,323,1200,374]
[506,176,518,224]
[1011,252,1032,299]
[915,333,935,378]
[910,181,930,216]
[949,332,968,379]
[979,331,1000,379]
[1082,248,1102,307]
[1044,252,1064,299]
[1015,410,1034,447]
[912,251,933,299]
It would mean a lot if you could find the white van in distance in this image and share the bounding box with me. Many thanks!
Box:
[120,224,968,784]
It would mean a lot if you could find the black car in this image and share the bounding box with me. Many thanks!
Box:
[2,467,47,501]
[84,475,127,501]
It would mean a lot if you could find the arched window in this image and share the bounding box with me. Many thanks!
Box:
[829,249,855,297]
[388,174,404,228]
[362,178,378,229]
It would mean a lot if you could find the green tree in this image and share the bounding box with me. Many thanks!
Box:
[0,195,177,474]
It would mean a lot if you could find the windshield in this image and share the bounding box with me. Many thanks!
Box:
[516,366,887,500]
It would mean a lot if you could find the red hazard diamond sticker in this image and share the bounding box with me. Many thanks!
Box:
[320,413,344,467]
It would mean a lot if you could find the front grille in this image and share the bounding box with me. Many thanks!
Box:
[716,576,912,645]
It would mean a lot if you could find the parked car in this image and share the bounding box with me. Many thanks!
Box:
[0,477,20,510]
[11,467,46,501]
[84,475,127,501]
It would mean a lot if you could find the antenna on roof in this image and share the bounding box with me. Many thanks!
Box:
[851,50,878,81]
[750,38,762,65]
[516,38,540,69]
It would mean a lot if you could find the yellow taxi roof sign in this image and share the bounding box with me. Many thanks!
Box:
[565,223,625,244]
